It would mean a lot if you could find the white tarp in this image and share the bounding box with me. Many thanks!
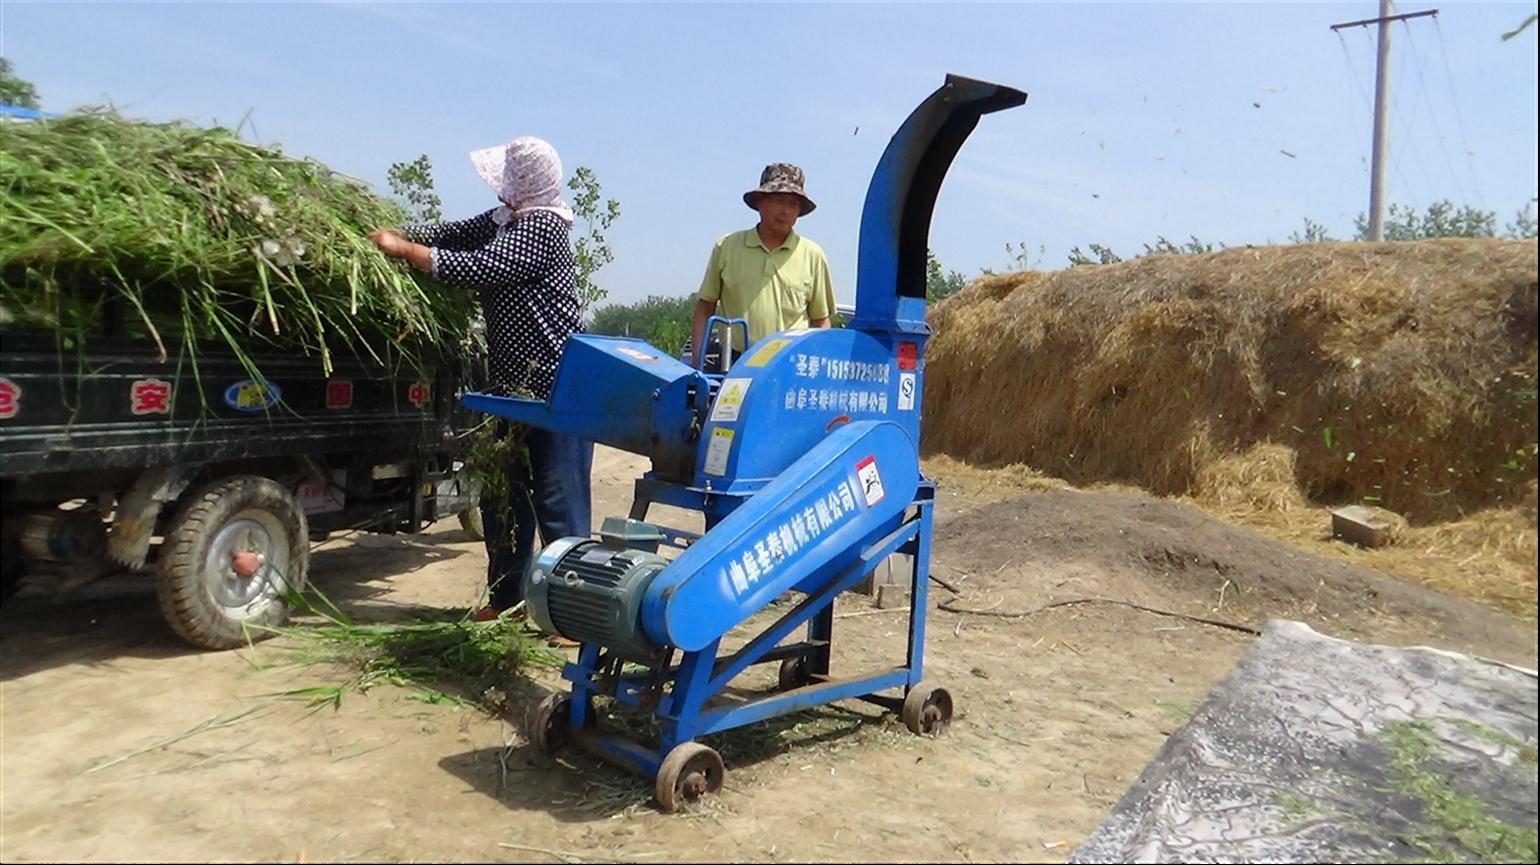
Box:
[1070,620,1538,864]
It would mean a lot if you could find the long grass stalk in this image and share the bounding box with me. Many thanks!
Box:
[0,108,480,380]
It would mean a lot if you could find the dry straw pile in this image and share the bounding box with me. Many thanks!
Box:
[924,239,1537,611]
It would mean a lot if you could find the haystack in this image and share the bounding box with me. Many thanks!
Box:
[923,239,1538,531]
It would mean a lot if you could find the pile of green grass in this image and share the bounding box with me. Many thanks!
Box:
[0,108,477,377]
[253,587,563,712]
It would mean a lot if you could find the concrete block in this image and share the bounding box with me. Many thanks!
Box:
[855,552,912,596]
[876,583,911,610]
[1330,505,1404,548]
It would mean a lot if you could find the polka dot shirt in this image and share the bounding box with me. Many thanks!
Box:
[402,209,581,400]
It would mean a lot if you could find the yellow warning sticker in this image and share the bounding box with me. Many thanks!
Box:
[743,338,791,367]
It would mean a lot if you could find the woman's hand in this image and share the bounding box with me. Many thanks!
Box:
[369,228,405,258]
[368,228,431,272]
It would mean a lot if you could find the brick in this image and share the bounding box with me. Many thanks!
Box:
[1330,504,1404,548]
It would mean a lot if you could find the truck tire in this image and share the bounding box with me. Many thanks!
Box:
[1,557,25,607]
[156,476,309,650]
[1,523,24,606]
[458,506,485,542]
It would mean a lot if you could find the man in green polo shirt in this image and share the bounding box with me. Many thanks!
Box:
[690,162,837,367]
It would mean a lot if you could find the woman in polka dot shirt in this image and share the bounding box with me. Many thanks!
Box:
[371,137,591,639]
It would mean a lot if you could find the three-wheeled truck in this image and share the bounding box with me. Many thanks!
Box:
[0,322,484,649]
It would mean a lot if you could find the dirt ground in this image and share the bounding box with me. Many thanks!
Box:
[2,446,1535,864]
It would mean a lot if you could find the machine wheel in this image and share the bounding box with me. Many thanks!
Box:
[902,682,954,737]
[527,692,572,755]
[458,507,485,542]
[777,656,812,692]
[655,742,725,813]
[156,476,309,650]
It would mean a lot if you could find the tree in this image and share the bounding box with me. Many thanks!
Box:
[568,166,621,315]
[0,57,40,109]
[1354,200,1498,241]
[925,249,968,302]
[588,294,695,358]
[386,154,441,224]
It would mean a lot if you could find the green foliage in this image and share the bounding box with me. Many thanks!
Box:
[1068,243,1125,266]
[1506,200,1538,239]
[459,418,530,514]
[254,583,563,712]
[385,154,441,224]
[1143,235,1215,256]
[1355,199,1498,241]
[925,248,968,303]
[0,57,39,109]
[1005,239,1046,271]
[588,293,695,357]
[0,109,476,381]
[1289,218,1336,243]
[568,165,621,315]
[1055,199,1532,271]
[645,316,691,357]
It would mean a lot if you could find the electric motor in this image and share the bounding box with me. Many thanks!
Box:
[524,518,669,662]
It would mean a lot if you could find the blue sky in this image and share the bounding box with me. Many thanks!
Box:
[3,1,1536,311]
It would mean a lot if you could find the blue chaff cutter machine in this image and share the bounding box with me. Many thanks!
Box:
[464,74,1026,811]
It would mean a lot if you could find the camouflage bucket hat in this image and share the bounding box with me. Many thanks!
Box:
[743,162,817,216]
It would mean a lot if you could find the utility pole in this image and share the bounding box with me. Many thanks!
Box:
[1331,4,1438,241]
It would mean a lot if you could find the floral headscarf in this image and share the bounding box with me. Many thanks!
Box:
[470,136,575,226]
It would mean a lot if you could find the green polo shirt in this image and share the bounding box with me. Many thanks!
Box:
[697,228,836,351]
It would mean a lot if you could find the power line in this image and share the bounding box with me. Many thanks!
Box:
[1399,18,1467,203]
[1387,24,1439,207]
[1335,30,1376,167]
[1431,16,1489,209]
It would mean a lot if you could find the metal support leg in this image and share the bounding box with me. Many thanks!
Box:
[807,600,834,677]
[905,497,935,689]
[629,479,650,521]
[568,642,603,729]
[659,639,720,754]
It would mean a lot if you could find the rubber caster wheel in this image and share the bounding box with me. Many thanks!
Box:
[778,655,812,691]
[902,682,953,736]
[527,692,572,755]
[655,742,725,813]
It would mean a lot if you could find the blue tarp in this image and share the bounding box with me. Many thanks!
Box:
[0,103,55,120]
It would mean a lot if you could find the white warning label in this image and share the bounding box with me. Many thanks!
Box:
[897,373,917,411]
[856,455,885,506]
[704,427,735,476]
[709,377,752,423]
